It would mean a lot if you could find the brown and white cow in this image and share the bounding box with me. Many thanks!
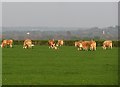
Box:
[102,40,112,50]
[75,41,83,50]
[80,41,90,51]
[75,40,96,51]
[48,39,58,50]
[82,40,96,51]
[56,40,64,46]
[23,39,34,49]
[89,40,96,51]
[1,39,13,48]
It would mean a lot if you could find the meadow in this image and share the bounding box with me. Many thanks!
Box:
[2,45,118,85]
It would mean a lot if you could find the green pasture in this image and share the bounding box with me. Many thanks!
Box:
[2,46,118,85]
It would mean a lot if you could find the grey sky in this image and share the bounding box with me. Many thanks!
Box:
[2,2,118,28]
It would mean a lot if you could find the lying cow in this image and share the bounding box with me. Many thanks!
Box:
[48,39,58,50]
[1,39,13,48]
[23,39,34,49]
[102,40,112,50]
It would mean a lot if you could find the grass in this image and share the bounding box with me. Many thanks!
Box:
[2,45,118,85]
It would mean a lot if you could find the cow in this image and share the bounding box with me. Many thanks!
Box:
[102,40,112,50]
[1,39,13,48]
[89,40,96,51]
[48,39,58,50]
[23,39,34,49]
[75,41,83,51]
[75,40,96,51]
[81,40,96,51]
[56,40,64,46]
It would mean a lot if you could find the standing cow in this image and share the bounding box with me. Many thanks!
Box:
[1,39,13,48]
[56,40,64,46]
[102,40,112,50]
[75,41,83,51]
[48,39,58,50]
[82,40,96,51]
[23,39,34,49]
[89,40,96,51]
[75,40,96,51]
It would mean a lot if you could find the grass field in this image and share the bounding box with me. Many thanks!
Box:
[2,46,118,85]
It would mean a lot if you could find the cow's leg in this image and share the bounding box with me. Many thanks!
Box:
[23,43,26,49]
[110,45,112,49]
[94,47,96,51]
[23,45,25,48]
[23,45,26,49]
[10,44,12,48]
[54,46,58,50]
[80,47,82,51]
[104,47,106,50]
[56,43,58,47]
[90,46,92,51]
[24,44,28,49]
[91,46,95,51]
[1,44,3,48]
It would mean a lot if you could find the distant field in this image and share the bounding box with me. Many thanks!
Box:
[2,46,118,85]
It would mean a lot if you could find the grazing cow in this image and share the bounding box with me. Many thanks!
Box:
[80,41,90,51]
[89,40,96,51]
[1,39,13,48]
[48,39,58,50]
[81,40,96,51]
[23,39,34,49]
[102,40,112,50]
[56,40,64,46]
[75,40,96,51]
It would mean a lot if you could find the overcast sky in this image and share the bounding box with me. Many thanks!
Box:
[2,2,118,29]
